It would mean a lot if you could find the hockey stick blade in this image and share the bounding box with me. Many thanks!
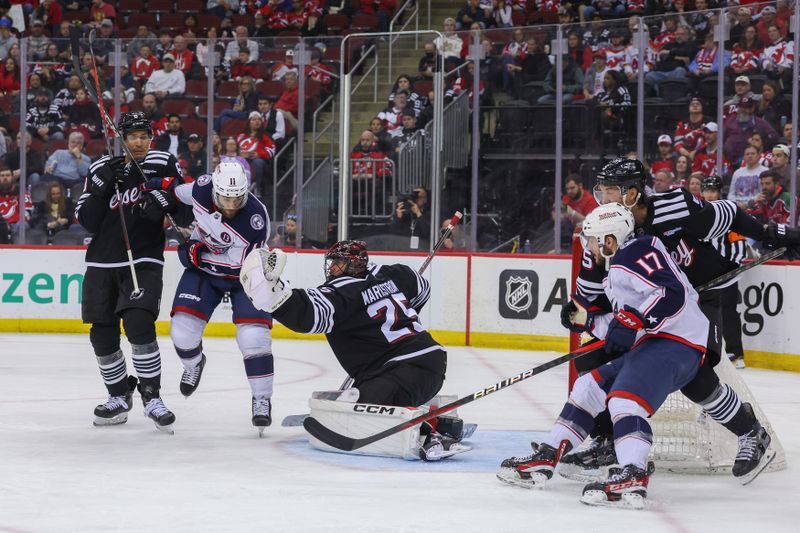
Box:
[303,339,605,451]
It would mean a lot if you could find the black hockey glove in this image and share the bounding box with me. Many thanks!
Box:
[604,306,644,354]
[559,294,600,333]
[89,156,126,198]
[134,190,178,222]
[178,240,206,269]
[762,222,800,261]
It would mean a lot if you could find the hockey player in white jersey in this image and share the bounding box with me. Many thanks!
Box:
[497,203,708,509]
[140,160,274,434]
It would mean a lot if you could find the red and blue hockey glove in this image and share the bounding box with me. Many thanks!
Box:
[604,305,645,354]
[141,176,177,193]
[178,240,206,269]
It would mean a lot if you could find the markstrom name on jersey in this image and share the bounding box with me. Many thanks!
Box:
[1,273,83,304]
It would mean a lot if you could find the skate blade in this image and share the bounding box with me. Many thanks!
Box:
[496,468,548,489]
[153,422,175,435]
[580,490,646,510]
[739,447,777,486]
[93,413,129,426]
[423,443,472,461]
[257,426,267,438]
[558,463,608,483]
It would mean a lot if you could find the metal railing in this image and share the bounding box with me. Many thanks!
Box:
[350,157,395,219]
[350,44,379,103]
[271,137,296,221]
[387,0,421,83]
[301,156,334,245]
[310,93,336,174]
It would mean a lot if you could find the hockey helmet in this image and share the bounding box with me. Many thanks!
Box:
[593,157,647,208]
[324,240,369,281]
[212,160,249,211]
[581,203,635,268]
[701,175,723,191]
[118,111,152,138]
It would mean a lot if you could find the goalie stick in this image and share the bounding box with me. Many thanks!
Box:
[303,246,787,451]
[282,213,464,426]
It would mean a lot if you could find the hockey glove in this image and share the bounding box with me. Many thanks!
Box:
[560,294,601,333]
[762,222,800,261]
[177,240,206,269]
[89,156,126,198]
[141,176,177,193]
[604,306,645,354]
[135,189,178,222]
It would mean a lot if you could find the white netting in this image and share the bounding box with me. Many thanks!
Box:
[649,355,787,474]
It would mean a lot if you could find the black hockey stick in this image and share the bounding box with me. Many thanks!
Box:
[70,27,144,299]
[303,339,606,451]
[303,246,787,451]
[419,211,462,274]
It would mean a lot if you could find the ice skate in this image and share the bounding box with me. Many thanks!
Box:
[728,353,746,369]
[93,376,138,426]
[580,462,654,510]
[558,436,617,482]
[139,384,175,434]
[733,421,776,485]
[252,396,272,437]
[418,433,471,461]
[435,416,478,442]
[496,440,572,489]
[179,354,206,397]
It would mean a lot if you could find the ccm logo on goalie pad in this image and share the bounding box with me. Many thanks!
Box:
[353,404,397,415]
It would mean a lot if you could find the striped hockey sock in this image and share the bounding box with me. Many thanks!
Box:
[701,383,757,436]
[132,341,162,389]
[97,349,129,396]
[244,353,274,398]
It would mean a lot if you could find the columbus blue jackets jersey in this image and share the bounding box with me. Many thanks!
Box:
[590,236,709,353]
[175,175,270,278]
[272,263,440,380]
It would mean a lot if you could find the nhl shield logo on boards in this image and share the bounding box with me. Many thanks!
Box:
[498,269,538,319]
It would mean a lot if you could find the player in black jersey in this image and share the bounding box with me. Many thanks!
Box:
[75,111,183,433]
[558,158,799,484]
[240,240,467,459]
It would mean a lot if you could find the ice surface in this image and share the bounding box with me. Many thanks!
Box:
[0,334,798,533]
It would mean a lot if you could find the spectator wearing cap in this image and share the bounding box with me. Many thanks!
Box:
[131,44,160,85]
[645,25,698,96]
[26,88,64,142]
[728,7,753,47]
[757,79,791,133]
[650,135,675,177]
[27,20,53,61]
[692,122,732,178]
[274,71,299,129]
[729,145,769,210]
[688,33,729,84]
[674,97,708,159]
[723,75,757,120]
[583,49,608,101]
[0,19,18,62]
[761,24,793,86]
[90,0,116,21]
[224,26,259,67]
[155,114,188,158]
[723,96,778,163]
[236,111,276,197]
[391,109,420,153]
[271,49,299,82]
[257,95,285,146]
[582,0,625,20]
[215,75,259,133]
[770,144,791,183]
[179,134,207,181]
[756,6,786,46]
[144,53,186,99]
[748,170,792,225]
[42,131,91,188]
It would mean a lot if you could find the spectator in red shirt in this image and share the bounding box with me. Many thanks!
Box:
[236,111,277,198]
[171,35,196,79]
[747,170,792,224]
[275,70,299,129]
[0,56,20,96]
[0,165,32,244]
[755,6,786,46]
[649,134,675,177]
[131,45,160,85]
[692,122,732,179]
[562,175,598,221]
[230,48,261,82]
[35,0,63,34]
[90,0,116,22]
[306,49,334,96]
[351,130,392,179]
[674,97,708,159]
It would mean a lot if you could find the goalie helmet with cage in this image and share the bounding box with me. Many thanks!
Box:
[593,157,647,208]
[580,202,635,269]
[118,111,152,138]
[324,240,369,281]
[212,161,249,211]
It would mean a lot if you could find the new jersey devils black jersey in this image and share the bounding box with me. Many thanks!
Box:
[75,151,182,267]
[272,263,440,380]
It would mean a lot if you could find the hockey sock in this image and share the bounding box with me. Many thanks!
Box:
[700,383,755,435]
[612,416,652,470]
[96,350,130,396]
[243,353,274,398]
[544,402,595,450]
[175,342,203,369]
[132,341,162,389]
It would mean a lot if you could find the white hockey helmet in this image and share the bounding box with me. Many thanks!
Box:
[580,203,635,267]
[212,160,249,210]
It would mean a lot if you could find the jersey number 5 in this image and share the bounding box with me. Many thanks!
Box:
[367,293,424,343]
[635,251,665,275]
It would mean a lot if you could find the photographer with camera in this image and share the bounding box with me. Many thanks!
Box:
[391,187,430,250]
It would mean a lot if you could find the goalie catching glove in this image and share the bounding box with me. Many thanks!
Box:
[240,247,292,312]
